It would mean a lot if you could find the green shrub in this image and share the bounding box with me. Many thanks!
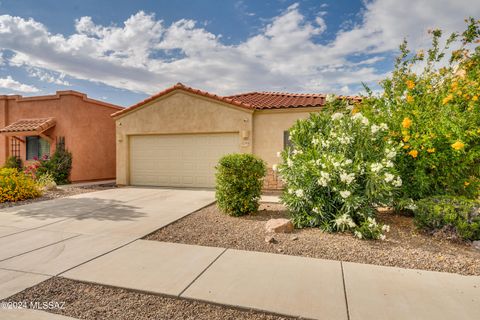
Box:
[361,19,480,201]
[414,196,480,241]
[36,144,72,185]
[0,168,42,203]
[215,153,266,217]
[3,156,22,169]
[36,172,57,190]
[278,104,399,239]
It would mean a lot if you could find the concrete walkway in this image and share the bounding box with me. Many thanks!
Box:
[61,240,480,320]
[0,187,215,300]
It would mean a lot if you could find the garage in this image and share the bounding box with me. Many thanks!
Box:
[129,133,240,187]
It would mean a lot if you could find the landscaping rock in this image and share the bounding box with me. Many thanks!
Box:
[265,235,277,244]
[265,219,294,233]
[473,241,480,251]
[290,235,299,241]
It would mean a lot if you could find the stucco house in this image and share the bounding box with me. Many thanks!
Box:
[112,83,360,189]
[0,91,122,182]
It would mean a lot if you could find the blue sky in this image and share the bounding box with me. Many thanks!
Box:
[0,0,478,106]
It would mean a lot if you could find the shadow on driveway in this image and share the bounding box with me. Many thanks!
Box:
[5,197,148,222]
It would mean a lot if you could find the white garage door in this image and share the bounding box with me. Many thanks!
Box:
[129,133,240,187]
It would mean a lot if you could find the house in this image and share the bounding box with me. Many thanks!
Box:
[0,91,122,182]
[112,83,360,189]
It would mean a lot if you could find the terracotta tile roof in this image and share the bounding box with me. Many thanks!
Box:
[226,92,325,109]
[0,118,56,133]
[111,83,363,117]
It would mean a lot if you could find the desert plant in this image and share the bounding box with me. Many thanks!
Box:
[0,168,42,203]
[278,104,399,239]
[361,18,480,201]
[36,172,57,191]
[414,196,480,241]
[215,153,266,217]
[36,142,72,185]
[3,156,22,169]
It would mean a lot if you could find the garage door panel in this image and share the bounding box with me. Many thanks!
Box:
[129,133,239,187]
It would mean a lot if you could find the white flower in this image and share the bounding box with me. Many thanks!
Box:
[312,207,320,214]
[384,173,394,183]
[318,171,331,187]
[292,149,303,156]
[326,94,336,103]
[276,151,282,158]
[371,124,380,134]
[340,190,351,198]
[331,112,344,120]
[354,231,363,239]
[295,189,304,197]
[332,161,341,168]
[382,225,390,232]
[335,214,356,230]
[362,117,369,126]
[385,148,397,159]
[370,163,383,173]
[344,159,353,165]
[340,172,355,185]
[287,158,293,167]
[288,188,295,194]
[385,160,394,168]
[312,137,319,145]
[338,136,352,144]
[346,105,354,111]
[379,123,389,130]
[321,140,331,148]
[393,176,402,187]
[379,234,386,241]
[272,164,278,172]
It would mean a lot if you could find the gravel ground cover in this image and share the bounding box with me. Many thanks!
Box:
[4,277,293,320]
[0,185,114,210]
[145,203,480,276]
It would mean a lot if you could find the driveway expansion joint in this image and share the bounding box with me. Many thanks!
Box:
[178,247,228,297]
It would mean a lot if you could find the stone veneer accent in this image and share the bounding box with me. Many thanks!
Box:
[263,168,284,190]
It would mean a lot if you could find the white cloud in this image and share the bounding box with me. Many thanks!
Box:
[0,76,39,93]
[0,0,478,97]
[26,67,70,86]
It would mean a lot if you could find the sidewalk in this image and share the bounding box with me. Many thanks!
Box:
[61,240,480,320]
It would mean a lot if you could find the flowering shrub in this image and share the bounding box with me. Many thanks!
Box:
[278,104,400,239]
[413,196,480,241]
[361,18,480,200]
[0,168,42,203]
[215,153,266,217]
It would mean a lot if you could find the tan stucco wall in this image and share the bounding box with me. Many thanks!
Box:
[0,92,119,182]
[252,108,320,167]
[114,90,253,185]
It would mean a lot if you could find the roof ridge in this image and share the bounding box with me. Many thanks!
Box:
[112,83,254,118]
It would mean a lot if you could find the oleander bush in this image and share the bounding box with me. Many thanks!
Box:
[0,168,42,203]
[35,145,72,185]
[414,196,480,241]
[361,18,480,201]
[278,105,399,240]
[215,153,266,217]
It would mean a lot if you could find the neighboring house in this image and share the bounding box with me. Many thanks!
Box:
[112,83,360,189]
[0,91,122,182]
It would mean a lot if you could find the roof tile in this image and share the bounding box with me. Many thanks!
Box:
[0,118,56,133]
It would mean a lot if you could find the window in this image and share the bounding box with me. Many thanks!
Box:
[283,130,293,149]
[26,136,50,160]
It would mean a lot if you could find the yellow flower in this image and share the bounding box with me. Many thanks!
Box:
[403,145,410,149]
[406,80,415,90]
[473,96,478,101]
[406,95,414,103]
[442,94,453,105]
[451,141,465,150]
[403,135,410,142]
[464,181,470,187]
[427,148,435,153]
[408,150,418,158]
[402,117,412,129]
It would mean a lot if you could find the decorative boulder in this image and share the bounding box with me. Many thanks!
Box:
[265,218,294,233]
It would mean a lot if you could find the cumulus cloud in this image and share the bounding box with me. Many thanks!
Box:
[0,76,39,93]
[0,0,478,97]
[26,67,70,86]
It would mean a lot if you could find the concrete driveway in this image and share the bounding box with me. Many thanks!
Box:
[0,187,215,299]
